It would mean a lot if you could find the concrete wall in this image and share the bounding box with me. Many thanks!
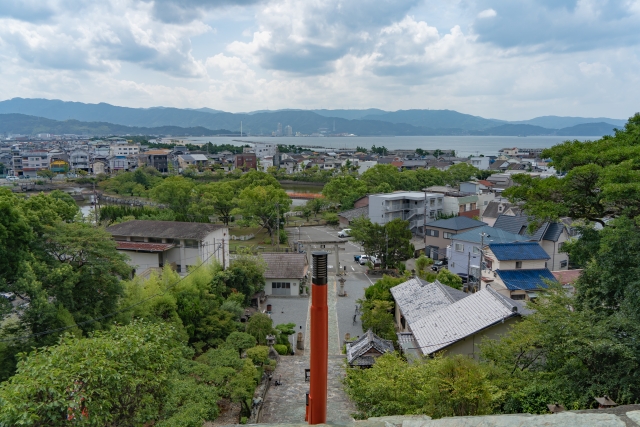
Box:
[541,235,569,271]
[264,278,301,296]
[449,240,482,276]
[123,251,161,272]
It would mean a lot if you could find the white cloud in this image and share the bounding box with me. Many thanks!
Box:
[0,0,638,121]
[477,8,497,19]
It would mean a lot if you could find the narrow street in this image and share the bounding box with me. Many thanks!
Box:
[258,225,379,423]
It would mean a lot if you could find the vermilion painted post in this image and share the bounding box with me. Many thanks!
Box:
[307,251,328,424]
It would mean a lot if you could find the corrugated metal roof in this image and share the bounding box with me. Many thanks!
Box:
[410,288,520,355]
[495,269,557,291]
[425,217,486,231]
[451,225,527,245]
[489,242,550,261]
[115,241,175,252]
[390,278,467,325]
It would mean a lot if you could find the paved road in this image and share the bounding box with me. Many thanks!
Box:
[286,225,381,343]
[258,226,380,423]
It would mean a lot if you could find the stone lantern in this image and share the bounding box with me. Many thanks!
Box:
[338,277,346,297]
[266,334,280,360]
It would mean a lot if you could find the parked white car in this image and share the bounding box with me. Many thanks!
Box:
[337,229,351,238]
[5,176,18,181]
[358,255,379,265]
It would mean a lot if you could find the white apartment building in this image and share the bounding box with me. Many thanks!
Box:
[110,144,140,156]
[469,156,490,170]
[368,191,443,235]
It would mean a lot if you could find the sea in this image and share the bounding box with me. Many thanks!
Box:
[180,135,600,157]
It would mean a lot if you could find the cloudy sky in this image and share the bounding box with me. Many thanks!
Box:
[0,0,638,119]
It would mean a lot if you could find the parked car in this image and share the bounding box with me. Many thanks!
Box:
[5,176,18,181]
[358,255,379,265]
[354,254,362,262]
[431,259,448,272]
[456,273,478,284]
[338,229,351,238]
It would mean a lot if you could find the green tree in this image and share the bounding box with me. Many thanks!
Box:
[226,332,257,357]
[322,175,367,209]
[38,169,55,181]
[360,300,396,341]
[350,217,413,268]
[246,345,270,366]
[195,181,236,225]
[233,185,291,237]
[436,268,463,290]
[245,313,274,345]
[150,176,195,215]
[0,321,184,427]
[344,353,500,419]
[415,255,434,273]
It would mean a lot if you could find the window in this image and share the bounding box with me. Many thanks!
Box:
[443,232,453,239]
[426,229,439,237]
[455,243,464,252]
[184,239,199,248]
[511,294,526,300]
[472,246,481,255]
[560,260,568,268]
[516,261,522,269]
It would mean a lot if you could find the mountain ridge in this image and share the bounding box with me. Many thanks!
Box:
[0,98,625,136]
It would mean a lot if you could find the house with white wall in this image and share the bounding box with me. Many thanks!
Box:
[493,214,570,271]
[261,253,308,296]
[106,220,229,276]
[447,225,526,279]
[481,242,557,301]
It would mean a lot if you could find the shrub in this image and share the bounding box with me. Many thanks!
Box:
[274,344,288,355]
[246,346,270,366]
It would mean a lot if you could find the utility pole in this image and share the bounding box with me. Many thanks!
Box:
[479,232,488,292]
[423,189,428,257]
[275,203,280,251]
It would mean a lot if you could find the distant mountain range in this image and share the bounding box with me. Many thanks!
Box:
[0,114,231,136]
[0,98,627,137]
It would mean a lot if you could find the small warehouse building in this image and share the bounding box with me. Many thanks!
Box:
[261,252,308,296]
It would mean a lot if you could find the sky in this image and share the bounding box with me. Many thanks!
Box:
[0,0,638,120]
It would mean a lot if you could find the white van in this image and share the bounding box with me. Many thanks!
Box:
[338,229,351,238]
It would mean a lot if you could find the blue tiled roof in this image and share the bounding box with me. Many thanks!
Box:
[451,225,527,244]
[489,242,550,261]
[495,269,557,291]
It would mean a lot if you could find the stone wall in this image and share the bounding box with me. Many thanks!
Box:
[244,405,640,427]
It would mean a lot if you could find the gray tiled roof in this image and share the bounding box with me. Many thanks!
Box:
[482,201,513,220]
[106,220,225,240]
[426,217,486,231]
[338,206,368,221]
[261,253,308,279]
[493,214,565,242]
[410,288,522,355]
[390,278,468,325]
[346,329,394,366]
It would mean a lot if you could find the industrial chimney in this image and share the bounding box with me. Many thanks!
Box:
[306,252,328,424]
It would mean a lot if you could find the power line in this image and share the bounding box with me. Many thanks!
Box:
[0,251,218,344]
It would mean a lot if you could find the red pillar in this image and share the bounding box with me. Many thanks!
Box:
[307,252,328,424]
